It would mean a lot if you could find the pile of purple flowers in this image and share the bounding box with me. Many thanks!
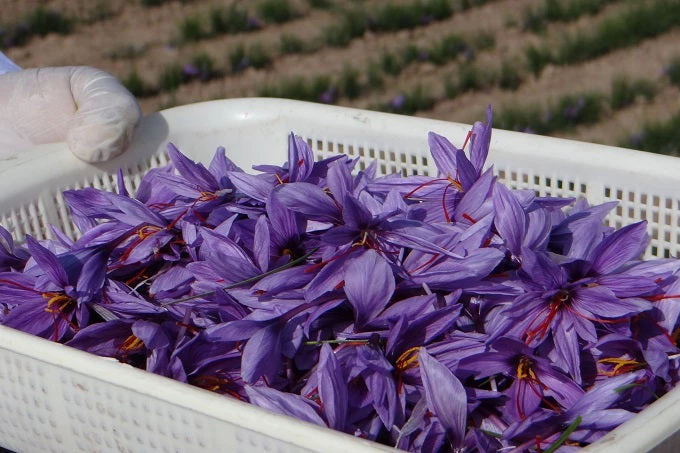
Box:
[1,108,679,452]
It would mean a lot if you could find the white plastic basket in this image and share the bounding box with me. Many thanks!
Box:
[0,98,678,452]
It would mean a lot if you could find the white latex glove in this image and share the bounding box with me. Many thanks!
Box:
[0,65,141,163]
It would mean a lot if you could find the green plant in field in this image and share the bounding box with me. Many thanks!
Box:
[666,56,680,87]
[556,0,680,65]
[498,60,523,91]
[229,43,271,73]
[379,50,403,76]
[473,31,496,51]
[158,63,184,92]
[191,53,218,81]
[249,43,272,69]
[339,65,361,99]
[321,7,368,47]
[523,0,621,33]
[27,6,73,36]
[525,44,551,76]
[610,76,656,109]
[366,63,385,89]
[257,0,298,24]
[443,71,460,99]
[178,15,206,42]
[209,5,252,35]
[280,33,306,54]
[386,85,435,115]
[307,0,334,9]
[258,75,331,102]
[428,34,467,65]
[122,70,157,98]
[107,44,148,60]
[496,93,605,134]
[622,112,680,155]
[139,0,171,6]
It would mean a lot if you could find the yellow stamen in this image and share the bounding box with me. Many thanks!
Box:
[598,357,644,376]
[43,293,73,313]
[446,175,463,191]
[516,356,538,381]
[396,346,421,371]
[120,335,144,352]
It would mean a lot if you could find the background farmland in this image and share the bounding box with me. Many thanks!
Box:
[2,0,680,154]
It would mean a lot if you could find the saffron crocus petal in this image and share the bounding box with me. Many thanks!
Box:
[509,378,542,421]
[245,385,325,427]
[596,274,658,298]
[199,228,260,283]
[252,266,314,295]
[318,344,348,430]
[570,285,652,318]
[535,361,584,409]
[167,143,218,191]
[75,247,108,302]
[152,173,204,198]
[25,236,68,287]
[468,105,492,173]
[340,195,373,230]
[455,149,478,190]
[276,182,341,224]
[267,192,303,247]
[551,322,583,384]
[458,352,512,378]
[227,171,277,202]
[209,146,243,181]
[493,183,527,256]
[455,167,495,221]
[419,348,467,447]
[428,132,459,177]
[567,370,645,415]
[241,323,282,384]
[204,319,268,342]
[254,215,270,272]
[326,157,353,205]
[66,319,134,356]
[343,249,395,328]
[578,409,635,431]
[549,201,617,260]
[287,133,315,183]
[519,248,566,289]
[590,221,648,275]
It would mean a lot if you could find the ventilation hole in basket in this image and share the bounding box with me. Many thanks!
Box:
[628,207,635,218]
[616,205,623,216]
[358,146,365,157]
[556,179,563,189]
[389,151,395,161]
[380,164,387,174]
[358,161,366,171]
[411,155,418,165]
[521,173,528,183]
[497,169,506,179]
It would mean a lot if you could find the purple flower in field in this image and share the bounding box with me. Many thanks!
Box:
[318,87,337,104]
[182,64,200,78]
[391,94,406,110]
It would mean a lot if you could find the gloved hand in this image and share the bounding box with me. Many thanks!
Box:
[0,65,142,163]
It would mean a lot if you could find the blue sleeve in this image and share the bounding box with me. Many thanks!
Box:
[0,51,21,75]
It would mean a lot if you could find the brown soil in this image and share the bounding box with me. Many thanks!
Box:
[4,0,680,149]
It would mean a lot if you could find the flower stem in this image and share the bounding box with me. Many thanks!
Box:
[543,415,582,453]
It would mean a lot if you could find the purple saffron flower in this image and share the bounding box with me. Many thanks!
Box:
[460,337,584,421]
